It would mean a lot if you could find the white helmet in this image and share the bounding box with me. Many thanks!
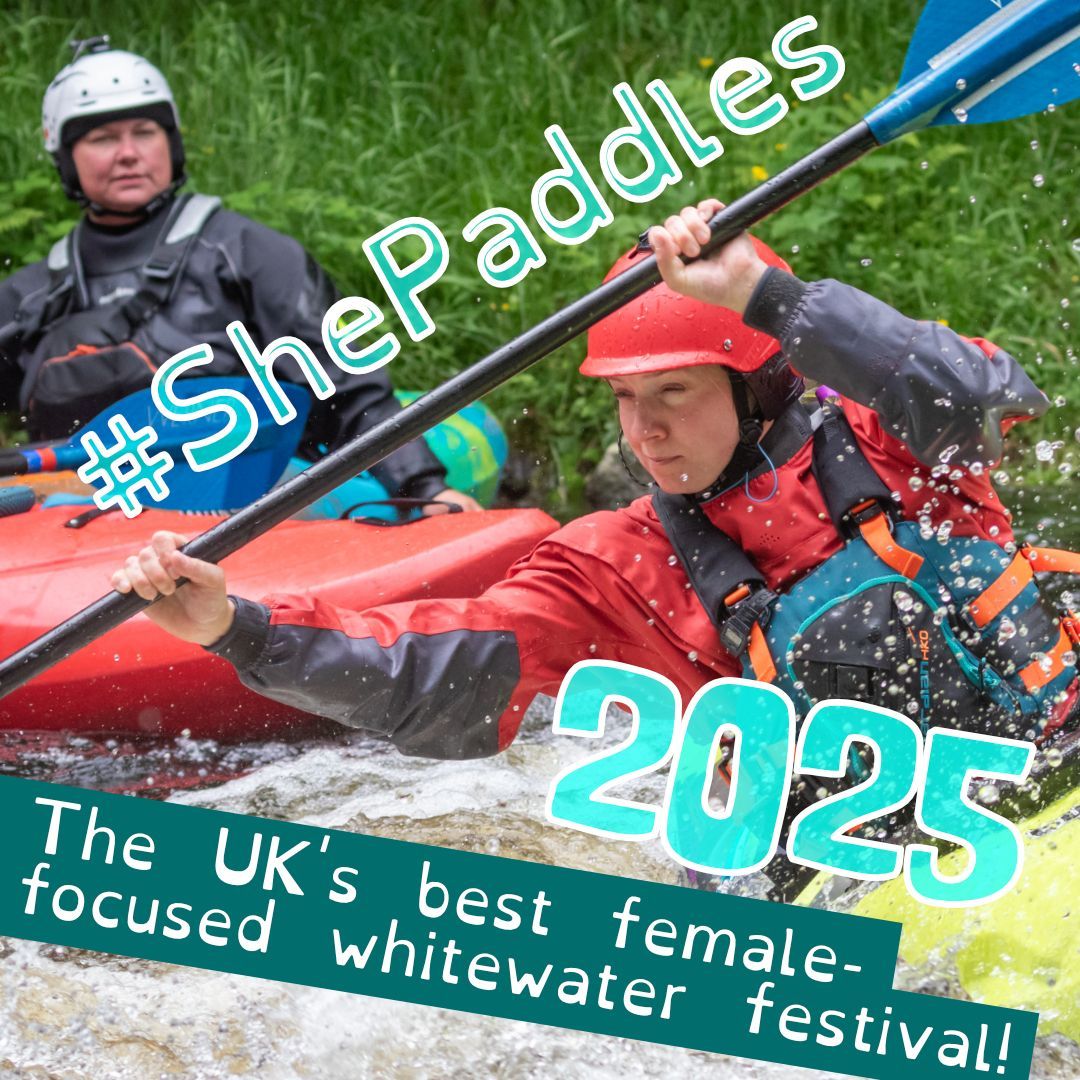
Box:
[42,36,186,209]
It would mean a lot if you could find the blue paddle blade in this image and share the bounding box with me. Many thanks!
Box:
[79,376,311,513]
[867,0,1080,142]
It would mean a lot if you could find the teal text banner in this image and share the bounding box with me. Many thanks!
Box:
[0,776,1035,1078]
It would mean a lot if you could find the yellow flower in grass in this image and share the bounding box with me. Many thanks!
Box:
[751,165,769,182]
[937,318,950,327]
[698,57,714,69]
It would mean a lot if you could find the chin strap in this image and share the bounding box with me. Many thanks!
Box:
[81,175,187,221]
[702,373,765,494]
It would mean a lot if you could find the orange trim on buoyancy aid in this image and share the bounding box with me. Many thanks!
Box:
[1025,546,1080,576]
[1020,625,1075,692]
[969,548,1034,628]
[850,500,924,578]
[747,623,778,683]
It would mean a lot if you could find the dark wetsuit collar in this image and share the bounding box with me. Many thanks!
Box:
[78,197,176,275]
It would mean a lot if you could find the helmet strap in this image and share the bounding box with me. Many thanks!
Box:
[80,173,186,221]
[617,433,652,488]
[705,373,766,493]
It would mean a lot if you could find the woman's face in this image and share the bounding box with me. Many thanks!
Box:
[610,365,741,494]
[71,117,172,215]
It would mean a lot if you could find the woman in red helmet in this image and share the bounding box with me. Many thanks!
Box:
[113,199,1078,759]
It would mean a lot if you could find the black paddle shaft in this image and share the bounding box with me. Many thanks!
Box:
[0,121,877,699]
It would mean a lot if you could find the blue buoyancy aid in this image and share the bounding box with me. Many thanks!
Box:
[654,404,1080,742]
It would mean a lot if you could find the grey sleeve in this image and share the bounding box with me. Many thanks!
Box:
[743,268,1048,467]
[220,214,448,498]
[206,597,520,759]
[0,261,51,411]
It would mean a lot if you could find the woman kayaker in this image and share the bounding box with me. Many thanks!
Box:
[0,36,479,512]
[112,198,1080,758]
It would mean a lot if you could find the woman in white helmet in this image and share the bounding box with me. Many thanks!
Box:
[0,37,478,511]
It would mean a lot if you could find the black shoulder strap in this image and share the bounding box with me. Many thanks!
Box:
[653,401,894,657]
[24,193,222,338]
[809,404,895,534]
[652,488,774,656]
[119,193,222,325]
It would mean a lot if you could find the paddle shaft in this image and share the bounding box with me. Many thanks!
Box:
[0,121,878,698]
[0,445,82,477]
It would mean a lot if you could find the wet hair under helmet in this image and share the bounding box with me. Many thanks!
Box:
[581,235,805,484]
[41,36,186,216]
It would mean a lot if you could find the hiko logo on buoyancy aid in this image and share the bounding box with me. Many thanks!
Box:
[655,403,1080,742]
[906,624,933,724]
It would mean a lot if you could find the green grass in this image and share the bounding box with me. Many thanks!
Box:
[1,0,1077,514]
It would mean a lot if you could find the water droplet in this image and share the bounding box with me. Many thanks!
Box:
[919,160,929,170]
[1045,747,1063,769]
[1030,139,1040,151]
[1033,174,1046,188]
[722,339,733,351]
[977,783,1000,805]
[908,475,924,491]
[679,473,689,483]
[790,244,800,254]
[667,554,678,566]
[1036,439,1055,462]
[953,106,968,123]
[955,77,967,91]
[687,650,699,662]
[860,257,873,267]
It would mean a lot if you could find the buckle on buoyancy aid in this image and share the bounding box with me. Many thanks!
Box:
[845,498,925,579]
[719,584,776,655]
[844,497,887,530]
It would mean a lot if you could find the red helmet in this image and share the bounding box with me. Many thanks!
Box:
[581,236,802,421]
[581,235,790,377]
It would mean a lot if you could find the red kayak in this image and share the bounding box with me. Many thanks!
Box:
[0,504,558,738]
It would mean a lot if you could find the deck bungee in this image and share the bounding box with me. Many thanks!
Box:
[0,504,557,737]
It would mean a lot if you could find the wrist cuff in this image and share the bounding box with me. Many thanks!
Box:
[204,597,271,671]
[743,268,811,341]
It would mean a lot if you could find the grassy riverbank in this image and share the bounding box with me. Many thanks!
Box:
[2,0,1076,513]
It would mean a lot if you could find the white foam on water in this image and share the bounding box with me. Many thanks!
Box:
[2,698,1076,1076]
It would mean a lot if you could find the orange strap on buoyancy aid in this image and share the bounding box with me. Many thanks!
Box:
[968,545,1080,634]
[848,499,925,578]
